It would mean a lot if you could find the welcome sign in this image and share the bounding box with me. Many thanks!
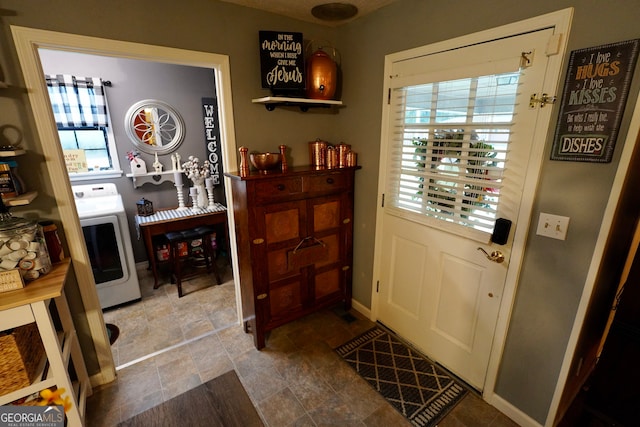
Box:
[201,97,222,185]
[551,39,639,162]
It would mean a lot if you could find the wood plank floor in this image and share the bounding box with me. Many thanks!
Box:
[118,370,263,427]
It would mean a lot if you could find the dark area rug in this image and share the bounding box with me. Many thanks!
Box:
[335,326,468,427]
[118,370,262,427]
[106,323,119,345]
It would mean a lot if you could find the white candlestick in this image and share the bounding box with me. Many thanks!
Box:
[175,183,188,210]
[189,186,202,211]
[207,185,216,209]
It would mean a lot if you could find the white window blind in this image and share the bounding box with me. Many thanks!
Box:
[387,71,522,234]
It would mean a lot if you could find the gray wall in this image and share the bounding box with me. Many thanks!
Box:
[336,0,640,423]
[1,0,639,423]
[38,49,223,261]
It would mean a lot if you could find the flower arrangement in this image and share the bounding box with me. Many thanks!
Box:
[181,156,211,183]
[37,387,72,412]
[126,150,141,163]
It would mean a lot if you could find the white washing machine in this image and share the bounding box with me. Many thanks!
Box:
[72,183,141,309]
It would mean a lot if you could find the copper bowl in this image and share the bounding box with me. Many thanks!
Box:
[249,152,281,173]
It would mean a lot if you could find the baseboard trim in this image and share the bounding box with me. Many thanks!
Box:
[351,299,371,319]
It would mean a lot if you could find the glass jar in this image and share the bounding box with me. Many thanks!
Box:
[39,221,65,263]
[0,216,52,281]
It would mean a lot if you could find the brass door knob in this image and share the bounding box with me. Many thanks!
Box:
[477,247,505,263]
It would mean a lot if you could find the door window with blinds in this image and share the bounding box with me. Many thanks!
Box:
[387,70,520,237]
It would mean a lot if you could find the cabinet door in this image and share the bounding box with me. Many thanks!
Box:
[254,200,307,324]
[308,194,347,303]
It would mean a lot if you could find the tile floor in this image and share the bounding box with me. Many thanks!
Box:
[85,264,519,427]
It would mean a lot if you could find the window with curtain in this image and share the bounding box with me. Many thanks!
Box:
[45,74,121,179]
[387,71,520,234]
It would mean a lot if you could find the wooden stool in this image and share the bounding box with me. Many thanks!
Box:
[193,226,222,285]
[165,227,221,297]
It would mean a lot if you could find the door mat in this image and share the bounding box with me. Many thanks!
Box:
[335,327,468,427]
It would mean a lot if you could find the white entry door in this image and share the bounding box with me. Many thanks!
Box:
[374,27,560,390]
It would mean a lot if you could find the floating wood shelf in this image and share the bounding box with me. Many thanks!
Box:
[252,96,343,112]
[0,149,26,157]
[4,190,38,207]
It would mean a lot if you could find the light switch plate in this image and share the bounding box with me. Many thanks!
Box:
[536,213,570,240]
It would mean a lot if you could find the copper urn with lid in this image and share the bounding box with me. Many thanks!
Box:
[306,47,338,100]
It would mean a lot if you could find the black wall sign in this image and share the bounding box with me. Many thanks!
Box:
[551,39,640,163]
[259,30,305,95]
[202,97,222,185]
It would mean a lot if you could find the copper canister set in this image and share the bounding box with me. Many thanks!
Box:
[309,139,357,169]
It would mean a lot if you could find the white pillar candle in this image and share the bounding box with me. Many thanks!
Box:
[173,170,183,186]
[205,177,213,190]
[189,186,197,196]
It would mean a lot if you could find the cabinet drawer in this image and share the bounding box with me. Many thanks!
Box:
[304,173,347,194]
[254,177,303,203]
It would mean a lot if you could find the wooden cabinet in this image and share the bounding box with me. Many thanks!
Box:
[226,166,358,349]
[0,259,91,426]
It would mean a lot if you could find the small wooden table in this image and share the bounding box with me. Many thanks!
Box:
[135,204,228,288]
[0,259,92,426]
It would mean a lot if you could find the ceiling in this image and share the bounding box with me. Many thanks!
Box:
[218,0,400,26]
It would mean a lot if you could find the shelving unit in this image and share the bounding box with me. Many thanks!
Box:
[126,170,176,188]
[0,149,37,207]
[0,259,91,426]
[252,96,343,112]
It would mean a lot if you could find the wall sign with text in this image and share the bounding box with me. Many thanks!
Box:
[551,39,639,163]
[202,97,222,185]
[259,30,304,94]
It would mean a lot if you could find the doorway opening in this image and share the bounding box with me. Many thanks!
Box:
[11,25,241,386]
